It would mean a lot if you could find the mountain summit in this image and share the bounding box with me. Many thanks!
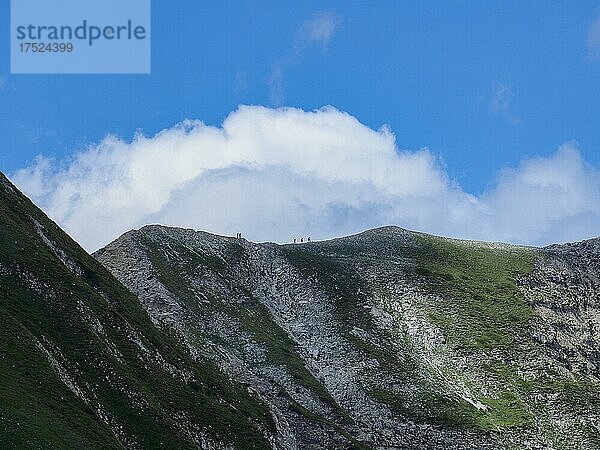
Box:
[1,172,599,449]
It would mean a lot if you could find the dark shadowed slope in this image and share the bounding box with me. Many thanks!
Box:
[0,172,277,449]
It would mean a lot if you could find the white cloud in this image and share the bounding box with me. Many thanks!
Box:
[478,144,600,244]
[11,106,600,251]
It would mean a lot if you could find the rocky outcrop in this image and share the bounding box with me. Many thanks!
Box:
[520,238,600,379]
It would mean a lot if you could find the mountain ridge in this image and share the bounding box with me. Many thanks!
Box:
[124,221,600,254]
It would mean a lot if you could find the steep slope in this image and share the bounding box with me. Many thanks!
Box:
[0,173,279,449]
[96,225,600,449]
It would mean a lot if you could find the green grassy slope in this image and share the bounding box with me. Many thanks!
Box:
[0,173,273,449]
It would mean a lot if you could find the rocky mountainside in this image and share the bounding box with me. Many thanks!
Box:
[2,169,599,449]
[95,224,600,449]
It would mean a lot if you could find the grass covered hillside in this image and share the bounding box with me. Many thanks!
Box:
[0,172,276,449]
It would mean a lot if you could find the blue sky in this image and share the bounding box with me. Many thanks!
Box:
[2,1,600,249]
